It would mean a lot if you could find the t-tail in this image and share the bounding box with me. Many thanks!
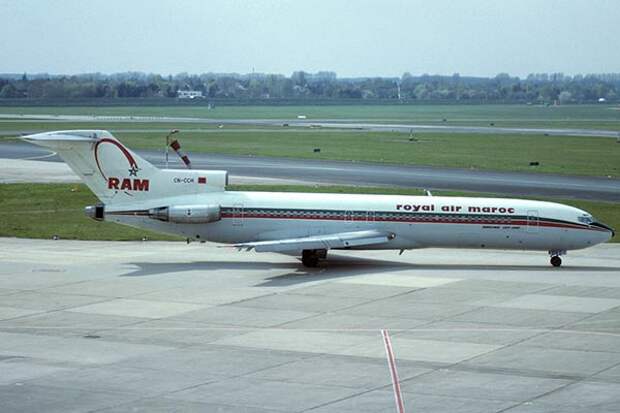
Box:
[22,130,228,205]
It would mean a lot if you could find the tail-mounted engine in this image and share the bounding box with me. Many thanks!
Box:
[85,204,105,221]
[148,205,221,224]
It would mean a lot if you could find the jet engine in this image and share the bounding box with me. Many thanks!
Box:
[148,205,221,224]
[85,204,105,221]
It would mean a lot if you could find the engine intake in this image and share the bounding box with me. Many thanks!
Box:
[149,205,221,224]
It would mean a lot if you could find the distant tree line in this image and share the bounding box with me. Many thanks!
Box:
[0,71,619,104]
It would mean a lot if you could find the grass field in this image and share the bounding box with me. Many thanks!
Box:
[112,130,619,177]
[0,183,180,241]
[0,183,617,242]
[1,104,620,130]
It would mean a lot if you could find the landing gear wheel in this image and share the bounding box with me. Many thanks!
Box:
[550,256,562,267]
[302,250,319,268]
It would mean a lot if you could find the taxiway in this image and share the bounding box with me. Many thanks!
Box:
[2,141,619,201]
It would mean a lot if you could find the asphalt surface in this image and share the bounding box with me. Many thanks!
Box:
[2,141,619,201]
[1,113,620,138]
[1,239,620,412]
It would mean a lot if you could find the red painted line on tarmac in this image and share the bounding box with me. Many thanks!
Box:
[382,329,406,413]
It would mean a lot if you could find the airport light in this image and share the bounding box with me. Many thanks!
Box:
[165,129,179,168]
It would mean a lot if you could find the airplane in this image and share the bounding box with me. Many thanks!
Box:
[22,130,614,268]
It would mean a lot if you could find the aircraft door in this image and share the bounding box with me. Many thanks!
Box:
[232,203,244,226]
[527,210,539,233]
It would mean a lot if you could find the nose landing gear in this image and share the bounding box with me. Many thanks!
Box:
[549,250,566,267]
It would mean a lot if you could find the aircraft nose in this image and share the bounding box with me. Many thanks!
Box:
[592,221,615,239]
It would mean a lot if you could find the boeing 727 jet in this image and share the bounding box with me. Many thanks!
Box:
[23,130,614,267]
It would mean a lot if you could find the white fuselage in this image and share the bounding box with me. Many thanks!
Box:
[22,130,613,265]
[108,191,612,252]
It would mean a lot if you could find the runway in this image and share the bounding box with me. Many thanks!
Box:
[2,141,619,201]
[1,113,619,138]
[1,238,619,412]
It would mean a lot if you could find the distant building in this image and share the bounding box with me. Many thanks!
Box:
[177,90,204,99]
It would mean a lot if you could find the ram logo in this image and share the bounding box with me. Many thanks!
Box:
[108,177,150,191]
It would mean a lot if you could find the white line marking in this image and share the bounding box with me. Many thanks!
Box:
[382,329,406,413]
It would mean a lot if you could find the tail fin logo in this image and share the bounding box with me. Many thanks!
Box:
[94,138,139,180]
[108,177,150,191]
[94,138,149,192]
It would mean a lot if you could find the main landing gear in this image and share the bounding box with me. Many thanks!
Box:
[549,250,566,267]
[301,249,327,268]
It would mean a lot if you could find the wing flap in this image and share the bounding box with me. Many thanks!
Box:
[233,230,395,253]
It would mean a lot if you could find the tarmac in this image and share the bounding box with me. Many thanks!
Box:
[1,238,620,412]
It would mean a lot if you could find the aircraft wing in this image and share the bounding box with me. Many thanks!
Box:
[232,230,395,253]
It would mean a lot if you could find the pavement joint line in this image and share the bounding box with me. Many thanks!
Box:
[399,387,526,404]
[568,317,620,327]
[557,309,620,336]
[157,352,328,405]
[270,288,427,330]
[300,380,399,412]
[19,375,201,413]
[0,294,129,323]
[411,311,584,380]
[584,358,620,378]
[301,391,376,411]
[85,395,175,413]
[441,363,593,382]
[216,291,281,307]
[0,295,115,316]
[2,325,620,338]
[449,307,597,368]
[493,366,600,413]
[297,360,560,413]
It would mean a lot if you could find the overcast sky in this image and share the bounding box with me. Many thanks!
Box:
[1,0,619,78]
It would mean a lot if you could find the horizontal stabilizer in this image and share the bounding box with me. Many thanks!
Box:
[21,130,99,148]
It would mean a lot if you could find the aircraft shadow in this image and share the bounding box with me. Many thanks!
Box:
[122,256,620,286]
[256,255,620,287]
[121,261,298,277]
[120,256,409,279]
[257,256,416,287]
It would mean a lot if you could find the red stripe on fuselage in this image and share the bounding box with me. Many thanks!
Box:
[219,213,605,232]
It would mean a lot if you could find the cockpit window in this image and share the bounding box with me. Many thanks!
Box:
[578,215,593,224]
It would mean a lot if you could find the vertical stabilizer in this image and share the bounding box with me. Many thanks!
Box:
[22,130,159,204]
[22,130,228,205]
